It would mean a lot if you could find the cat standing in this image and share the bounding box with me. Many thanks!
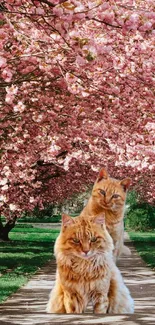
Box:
[46,214,134,314]
[80,168,131,260]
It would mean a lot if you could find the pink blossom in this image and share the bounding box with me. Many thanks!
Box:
[2,184,9,191]
[9,204,17,211]
[76,55,86,66]
[6,85,18,95]
[2,69,12,82]
[0,178,8,185]
[35,8,45,15]
[99,11,115,24]
[29,197,35,203]
[49,0,59,4]
[74,13,85,19]
[0,56,7,68]
[14,101,25,113]
[53,7,63,16]
[129,13,139,24]
[81,90,89,97]
[5,94,14,104]
[139,22,153,31]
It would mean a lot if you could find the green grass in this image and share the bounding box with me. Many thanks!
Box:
[10,227,60,242]
[0,227,60,303]
[129,231,155,269]
[11,227,59,233]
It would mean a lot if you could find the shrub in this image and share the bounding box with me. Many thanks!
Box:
[50,215,61,223]
[125,191,155,231]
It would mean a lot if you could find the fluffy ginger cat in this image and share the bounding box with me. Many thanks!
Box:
[80,168,131,260]
[46,214,134,314]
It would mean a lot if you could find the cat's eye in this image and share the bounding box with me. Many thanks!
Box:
[91,236,97,242]
[112,194,120,199]
[73,238,80,244]
[100,189,106,196]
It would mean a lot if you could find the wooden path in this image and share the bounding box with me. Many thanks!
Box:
[0,234,155,325]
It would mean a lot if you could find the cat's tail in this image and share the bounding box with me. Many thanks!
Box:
[120,244,131,256]
[108,264,134,314]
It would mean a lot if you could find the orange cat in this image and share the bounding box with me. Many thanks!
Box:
[80,168,131,260]
[46,214,134,314]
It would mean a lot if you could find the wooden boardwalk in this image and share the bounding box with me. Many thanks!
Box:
[0,234,155,325]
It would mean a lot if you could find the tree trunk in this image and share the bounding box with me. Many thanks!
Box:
[0,216,17,241]
[0,218,4,239]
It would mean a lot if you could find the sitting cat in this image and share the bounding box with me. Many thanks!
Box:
[46,213,134,314]
[80,168,131,260]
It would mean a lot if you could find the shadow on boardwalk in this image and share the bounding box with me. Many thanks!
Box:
[0,234,155,325]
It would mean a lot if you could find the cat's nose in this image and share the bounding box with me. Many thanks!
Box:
[83,250,89,255]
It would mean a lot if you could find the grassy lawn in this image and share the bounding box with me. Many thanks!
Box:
[129,231,155,269]
[10,227,59,242]
[0,227,60,303]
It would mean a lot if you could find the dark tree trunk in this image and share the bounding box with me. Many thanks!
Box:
[0,216,17,241]
[0,218,4,238]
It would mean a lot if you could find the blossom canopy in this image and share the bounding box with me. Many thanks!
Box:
[0,0,155,218]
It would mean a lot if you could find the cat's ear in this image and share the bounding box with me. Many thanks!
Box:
[93,214,105,226]
[96,168,108,183]
[62,214,74,227]
[120,178,131,192]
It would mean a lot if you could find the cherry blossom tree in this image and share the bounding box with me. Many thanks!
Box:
[0,0,154,239]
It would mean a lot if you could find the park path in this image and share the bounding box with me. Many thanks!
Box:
[0,233,155,325]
